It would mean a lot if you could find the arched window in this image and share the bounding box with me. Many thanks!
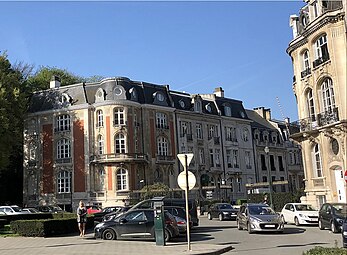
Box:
[157,137,168,156]
[321,78,335,113]
[117,168,128,191]
[57,171,71,193]
[57,139,71,159]
[314,144,322,177]
[302,50,310,70]
[97,135,104,155]
[114,108,125,125]
[115,133,126,153]
[314,34,329,64]
[96,110,104,127]
[306,89,316,120]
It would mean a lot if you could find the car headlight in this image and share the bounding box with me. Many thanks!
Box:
[250,217,260,223]
[298,214,308,218]
[343,231,347,236]
[337,218,344,225]
[95,222,105,229]
[222,212,229,215]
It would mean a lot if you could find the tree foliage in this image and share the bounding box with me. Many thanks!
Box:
[140,183,171,200]
[27,66,84,91]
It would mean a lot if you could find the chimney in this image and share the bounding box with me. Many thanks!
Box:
[214,87,224,98]
[50,75,61,89]
[254,107,271,120]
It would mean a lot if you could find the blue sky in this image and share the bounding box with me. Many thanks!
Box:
[0,1,304,121]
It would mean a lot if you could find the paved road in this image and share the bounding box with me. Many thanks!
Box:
[194,215,343,255]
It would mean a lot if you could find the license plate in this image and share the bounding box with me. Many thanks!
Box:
[265,224,275,228]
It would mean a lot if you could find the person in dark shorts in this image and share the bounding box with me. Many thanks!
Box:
[77,200,87,237]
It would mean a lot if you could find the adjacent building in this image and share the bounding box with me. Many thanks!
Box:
[287,0,346,208]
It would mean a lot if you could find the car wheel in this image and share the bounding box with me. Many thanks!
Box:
[281,215,286,224]
[331,221,338,233]
[247,222,253,234]
[102,229,116,240]
[219,214,223,221]
[207,213,212,220]
[318,219,324,230]
[237,220,243,230]
[294,217,300,226]
[164,229,171,242]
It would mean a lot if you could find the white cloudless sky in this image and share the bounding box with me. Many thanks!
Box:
[0,1,305,121]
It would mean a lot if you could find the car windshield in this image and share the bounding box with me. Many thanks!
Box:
[249,206,276,215]
[333,204,347,217]
[12,207,22,212]
[219,204,233,210]
[295,204,316,211]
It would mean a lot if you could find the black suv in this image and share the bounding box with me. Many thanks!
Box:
[207,203,238,221]
[318,203,347,233]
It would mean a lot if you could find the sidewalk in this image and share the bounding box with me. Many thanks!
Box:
[0,233,233,255]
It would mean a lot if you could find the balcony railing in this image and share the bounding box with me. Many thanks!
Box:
[56,158,72,164]
[91,153,148,162]
[300,68,311,78]
[312,53,330,68]
[317,107,339,127]
[156,155,175,163]
[291,107,339,134]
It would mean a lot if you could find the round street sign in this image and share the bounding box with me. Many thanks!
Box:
[344,170,347,183]
[177,171,196,190]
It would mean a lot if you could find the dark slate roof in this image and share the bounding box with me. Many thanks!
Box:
[215,97,249,120]
[245,109,277,130]
[170,91,193,111]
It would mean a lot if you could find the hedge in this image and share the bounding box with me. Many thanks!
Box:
[10,216,94,237]
[303,247,347,255]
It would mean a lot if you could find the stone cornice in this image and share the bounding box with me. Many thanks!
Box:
[287,10,345,55]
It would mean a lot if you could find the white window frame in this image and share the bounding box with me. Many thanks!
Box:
[199,148,205,164]
[114,108,125,125]
[117,168,128,191]
[157,136,168,156]
[314,144,322,177]
[245,151,252,169]
[98,135,104,155]
[196,123,203,139]
[156,112,167,128]
[306,89,316,119]
[96,110,104,127]
[115,133,126,153]
[321,78,335,113]
[232,149,239,168]
[56,114,71,132]
[57,171,71,193]
[315,34,327,59]
[57,139,71,159]
[302,50,310,70]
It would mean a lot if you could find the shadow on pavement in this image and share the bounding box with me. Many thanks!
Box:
[192,225,236,233]
[277,242,330,248]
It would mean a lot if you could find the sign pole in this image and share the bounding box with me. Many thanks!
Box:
[185,154,191,251]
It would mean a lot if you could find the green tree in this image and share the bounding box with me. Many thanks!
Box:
[27,66,84,91]
[0,52,26,204]
[140,183,171,200]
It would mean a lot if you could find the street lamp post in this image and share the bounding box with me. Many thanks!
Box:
[264,146,273,209]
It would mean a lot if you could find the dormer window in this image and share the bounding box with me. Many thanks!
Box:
[114,86,122,96]
[194,100,201,112]
[60,93,71,106]
[205,103,212,113]
[156,92,165,102]
[95,88,105,102]
[129,87,137,101]
[224,105,231,116]
[179,100,185,109]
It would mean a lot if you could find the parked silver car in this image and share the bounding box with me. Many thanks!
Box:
[236,203,284,234]
[0,205,29,215]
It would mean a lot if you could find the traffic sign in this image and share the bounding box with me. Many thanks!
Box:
[177,171,196,190]
[177,153,194,168]
[344,170,347,183]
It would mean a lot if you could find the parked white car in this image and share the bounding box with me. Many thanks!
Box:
[281,203,318,226]
[0,205,29,215]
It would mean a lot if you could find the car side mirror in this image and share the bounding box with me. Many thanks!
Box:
[119,218,128,224]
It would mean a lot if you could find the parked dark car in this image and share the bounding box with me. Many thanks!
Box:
[93,206,125,223]
[36,205,64,213]
[236,203,284,234]
[130,197,199,227]
[318,203,347,233]
[207,203,238,221]
[94,208,179,242]
[342,220,347,248]
[103,206,131,221]
[164,206,191,234]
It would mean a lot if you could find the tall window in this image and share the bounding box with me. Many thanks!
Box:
[306,89,316,120]
[157,137,168,156]
[115,133,126,153]
[314,144,322,177]
[56,114,71,131]
[198,148,205,164]
[302,50,310,70]
[321,78,335,113]
[215,149,221,167]
[209,149,214,166]
[114,108,125,125]
[97,168,105,191]
[245,151,252,169]
[57,171,71,193]
[196,123,203,139]
[57,139,71,159]
[208,125,217,139]
[117,168,128,191]
[97,135,104,155]
[270,155,276,171]
[261,154,267,170]
[315,34,328,60]
[226,150,232,168]
[232,149,239,168]
[96,110,103,127]
[226,127,237,142]
[237,177,242,192]
[242,128,249,142]
[156,112,167,129]
[278,156,284,171]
